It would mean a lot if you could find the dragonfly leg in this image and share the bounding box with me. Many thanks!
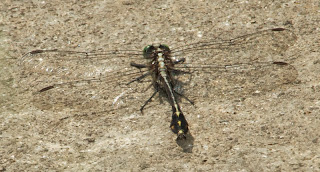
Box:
[140,88,159,113]
[171,68,192,75]
[173,57,185,64]
[130,62,148,69]
[127,71,151,85]
[174,90,194,105]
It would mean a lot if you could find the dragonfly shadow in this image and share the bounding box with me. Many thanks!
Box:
[176,131,194,153]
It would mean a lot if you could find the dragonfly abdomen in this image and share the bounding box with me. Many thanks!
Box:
[170,104,189,139]
[156,48,189,139]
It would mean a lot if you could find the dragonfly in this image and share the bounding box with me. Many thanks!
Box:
[19,28,298,140]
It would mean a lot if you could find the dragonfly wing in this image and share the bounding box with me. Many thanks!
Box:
[169,28,297,102]
[172,28,297,64]
[19,49,151,112]
[174,61,298,101]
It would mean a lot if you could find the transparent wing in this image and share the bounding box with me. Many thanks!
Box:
[171,28,297,64]
[173,61,297,103]
[168,28,297,102]
[18,49,153,113]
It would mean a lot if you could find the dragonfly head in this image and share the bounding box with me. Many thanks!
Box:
[143,44,171,59]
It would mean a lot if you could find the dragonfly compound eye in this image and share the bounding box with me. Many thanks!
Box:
[159,44,170,52]
[143,45,156,59]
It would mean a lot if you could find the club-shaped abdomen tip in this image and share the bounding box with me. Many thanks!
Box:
[170,110,189,139]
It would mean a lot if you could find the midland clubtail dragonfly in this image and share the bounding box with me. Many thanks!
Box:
[19,28,298,140]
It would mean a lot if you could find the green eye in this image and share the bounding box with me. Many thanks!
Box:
[160,44,170,51]
[143,45,151,53]
[143,45,155,58]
